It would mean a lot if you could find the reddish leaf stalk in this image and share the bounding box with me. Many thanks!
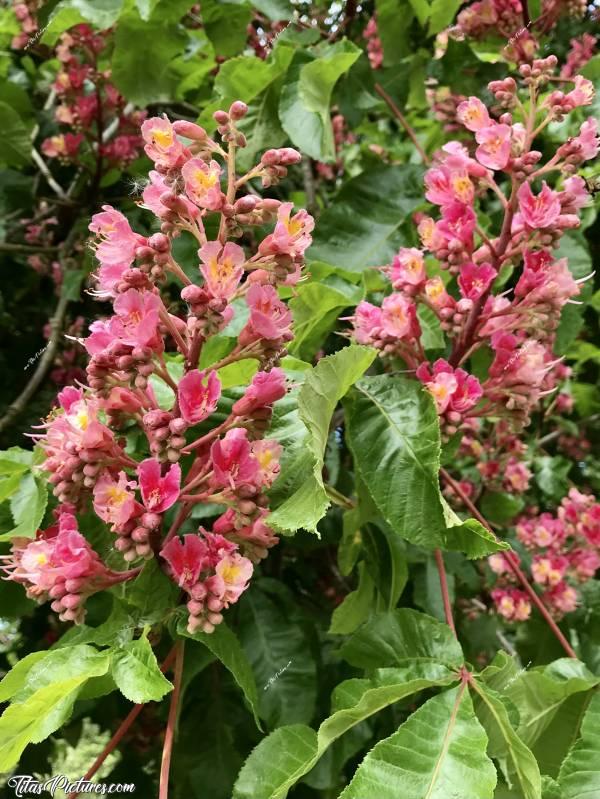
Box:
[440,467,577,659]
[434,548,457,637]
[374,83,431,165]
[159,639,186,799]
[67,646,178,799]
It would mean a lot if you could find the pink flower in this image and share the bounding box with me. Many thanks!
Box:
[211,428,259,491]
[572,118,600,161]
[491,588,531,622]
[181,158,223,211]
[458,262,497,300]
[569,548,600,581]
[457,96,491,131]
[424,277,455,311]
[232,368,286,416]
[544,582,578,616]
[212,553,253,604]
[93,471,139,530]
[390,248,427,289]
[57,386,83,413]
[517,182,561,229]
[178,369,221,425]
[418,216,445,252]
[381,294,420,340]
[561,176,592,211]
[352,301,383,344]
[425,167,474,206]
[475,123,511,170]
[111,289,162,349]
[258,202,314,258]
[515,256,579,309]
[199,241,245,300]
[141,116,186,167]
[422,370,457,413]
[437,202,476,248]
[138,459,181,513]
[89,206,146,297]
[566,76,595,108]
[239,284,293,345]
[449,369,483,413]
[161,535,208,589]
[532,554,569,588]
[41,133,83,159]
[488,552,515,576]
[250,439,282,488]
[503,457,531,493]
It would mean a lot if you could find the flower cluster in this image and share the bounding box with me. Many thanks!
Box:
[0,508,133,623]
[489,488,600,619]
[10,0,42,49]
[363,16,383,70]
[453,0,588,60]
[4,103,312,632]
[350,56,597,433]
[41,24,145,167]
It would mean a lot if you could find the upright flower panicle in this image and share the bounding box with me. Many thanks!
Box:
[13,101,312,631]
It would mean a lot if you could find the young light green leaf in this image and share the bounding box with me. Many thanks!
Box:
[339,684,496,799]
[329,563,375,635]
[279,42,360,161]
[0,651,50,702]
[0,473,47,542]
[111,634,173,704]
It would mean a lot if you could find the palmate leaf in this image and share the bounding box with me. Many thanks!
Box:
[557,692,600,798]
[339,684,497,799]
[0,645,110,772]
[338,609,463,670]
[345,375,508,555]
[178,619,261,729]
[233,661,458,799]
[238,588,317,728]
[308,164,425,273]
[268,345,376,534]
[471,681,542,799]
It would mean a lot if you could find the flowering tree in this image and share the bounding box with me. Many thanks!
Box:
[0,2,600,798]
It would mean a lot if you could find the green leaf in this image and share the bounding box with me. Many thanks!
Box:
[268,345,376,535]
[534,456,571,500]
[233,661,458,799]
[308,164,425,272]
[124,558,180,623]
[279,41,361,161]
[338,608,463,670]
[418,304,445,350]
[558,692,600,798]
[46,0,123,28]
[339,684,496,799]
[0,473,47,541]
[111,633,173,703]
[178,619,261,729]
[111,7,188,106]
[289,278,362,361]
[472,681,542,799]
[480,491,525,525]
[429,0,462,33]
[0,652,50,702]
[504,659,599,748]
[0,102,31,167]
[554,235,593,355]
[442,497,510,558]
[329,563,375,635]
[344,375,445,548]
[239,588,316,727]
[375,0,414,64]
[407,0,430,25]
[0,645,110,771]
[201,0,251,57]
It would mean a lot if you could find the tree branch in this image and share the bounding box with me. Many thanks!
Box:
[440,467,577,659]
[434,548,457,636]
[159,640,185,799]
[374,83,430,165]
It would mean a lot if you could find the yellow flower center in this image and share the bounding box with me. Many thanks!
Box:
[220,563,242,584]
[152,128,173,149]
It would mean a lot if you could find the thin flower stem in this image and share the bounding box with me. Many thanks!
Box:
[67,646,178,799]
[159,307,189,358]
[159,640,185,799]
[440,467,577,659]
[434,548,457,636]
[181,415,237,454]
[374,83,430,165]
[163,503,193,545]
